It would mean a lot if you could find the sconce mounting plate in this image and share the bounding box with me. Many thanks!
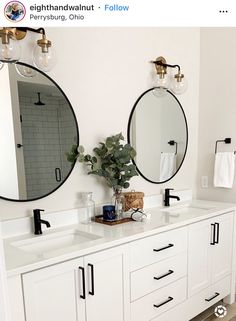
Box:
[2,28,27,40]
[154,56,167,75]
[14,28,27,40]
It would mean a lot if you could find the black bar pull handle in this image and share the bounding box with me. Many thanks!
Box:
[55,168,62,182]
[153,244,174,252]
[210,224,215,245]
[88,263,95,296]
[215,223,220,244]
[154,270,174,281]
[79,266,86,299]
[153,296,173,309]
[205,292,220,302]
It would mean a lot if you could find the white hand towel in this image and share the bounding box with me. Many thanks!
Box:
[160,153,176,181]
[214,152,235,188]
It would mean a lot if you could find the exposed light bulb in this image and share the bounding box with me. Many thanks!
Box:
[155,73,170,90]
[171,74,187,95]
[0,38,21,62]
[33,35,56,72]
[3,44,10,59]
[15,64,37,78]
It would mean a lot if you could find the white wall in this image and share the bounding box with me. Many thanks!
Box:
[0,28,200,219]
[196,28,236,202]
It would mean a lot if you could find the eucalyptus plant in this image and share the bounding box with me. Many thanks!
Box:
[66,133,138,192]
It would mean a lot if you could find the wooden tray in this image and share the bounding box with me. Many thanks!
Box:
[93,215,133,226]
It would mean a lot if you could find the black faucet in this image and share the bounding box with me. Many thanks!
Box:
[164,188,180,207]
[33,209,51,235]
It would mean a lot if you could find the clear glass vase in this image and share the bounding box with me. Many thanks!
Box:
[111,189,125,220]
[81,192,95,223]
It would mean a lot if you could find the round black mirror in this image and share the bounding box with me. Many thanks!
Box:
[0,62,79,201]
[128,88,188,184]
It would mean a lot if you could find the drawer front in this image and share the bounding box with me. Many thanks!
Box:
[151,301,188,321]
[130,227,187,271]
[186,276,231,320]
[131,252,187,301]
[131,277,187,321]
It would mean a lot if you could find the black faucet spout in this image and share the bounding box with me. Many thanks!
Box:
[40,219,51,228]
[164,188,181,207]
[33,209,51,235]
[169,195,180,201]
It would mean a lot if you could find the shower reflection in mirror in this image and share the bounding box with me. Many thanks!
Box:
[0,63,78,201]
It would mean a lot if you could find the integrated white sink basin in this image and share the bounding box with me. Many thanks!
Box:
[11,229,101,255]
[161,203,216,216]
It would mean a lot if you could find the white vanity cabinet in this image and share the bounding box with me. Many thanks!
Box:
[188,211,234,298]
[22,245,128,321]
[5,205,236,321]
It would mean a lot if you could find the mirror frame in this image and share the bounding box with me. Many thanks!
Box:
[127,88,188,184]
[0,62,79,202]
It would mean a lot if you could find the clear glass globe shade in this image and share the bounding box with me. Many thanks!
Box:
[15,64,37,78]
[33,45,56,72]
[0,61,4,70]
[171,77,188,95]
[0,39,21,62]
[155,73,170,90]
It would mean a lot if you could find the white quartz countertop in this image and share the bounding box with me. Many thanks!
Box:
[4,199,236,276]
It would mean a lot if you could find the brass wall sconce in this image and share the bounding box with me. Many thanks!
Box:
[151,56,187,95]
[0,27,56,73]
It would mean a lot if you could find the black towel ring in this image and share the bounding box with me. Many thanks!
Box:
[168,140,178,155]
[215,137,236,154]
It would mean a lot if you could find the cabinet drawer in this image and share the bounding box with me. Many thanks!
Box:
[187,276,231,320]
[131,277,187,321]
[131,252,187,301]
[151,301,188,321]
[130,227,187,271]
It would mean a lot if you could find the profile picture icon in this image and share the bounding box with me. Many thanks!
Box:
[4,1,26,22]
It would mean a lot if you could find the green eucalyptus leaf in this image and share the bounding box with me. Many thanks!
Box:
[106,137,113,148]
[91,157,97,164]
[78,145,85,153]
[84,154,92,162]
[130,149,136,158]
[67,154,76,163]
[93,147,101,156]
[115,133,124,141]
[78,155,85,162]
[123,182,130,189]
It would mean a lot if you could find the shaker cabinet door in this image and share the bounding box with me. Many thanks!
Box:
[211,212,234,284]
[84,245,129,321]
[22,258,85,321]
[188,212,234,298]
[188,219,212,297]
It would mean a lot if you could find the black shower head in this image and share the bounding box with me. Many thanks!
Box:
[34,92,45,106]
